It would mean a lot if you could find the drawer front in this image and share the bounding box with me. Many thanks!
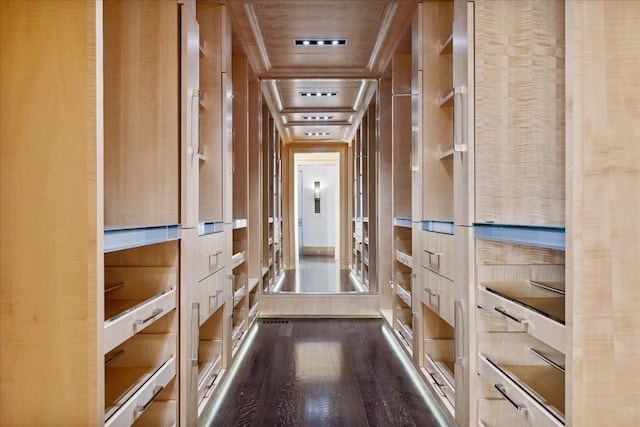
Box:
[104,289,176,353]
[396,250,413,269]
[396,285,412,307]
[477,287,565,352]
[354,222,363,240]
[197,232,226,281]
[421,268,454,326]
[425,356,455,405]
[196,271,226,326]
[106,355,176,427]
[421,231,455,281]
[478,355,564,427]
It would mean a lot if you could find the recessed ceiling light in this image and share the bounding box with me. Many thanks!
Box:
[304,132,331,136]
[299,92,338,97]
[303,116,334,121]
[294,39,348,46]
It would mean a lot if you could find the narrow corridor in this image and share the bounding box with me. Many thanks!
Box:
[200,318,450,426]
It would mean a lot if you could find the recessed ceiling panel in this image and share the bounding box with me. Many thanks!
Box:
[252,2,387,69]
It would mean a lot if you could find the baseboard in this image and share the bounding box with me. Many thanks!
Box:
[302,246,335,256]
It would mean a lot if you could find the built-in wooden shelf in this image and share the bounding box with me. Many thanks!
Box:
[474,223,566,250]
[438,32,453,55]
[104,225,180,254]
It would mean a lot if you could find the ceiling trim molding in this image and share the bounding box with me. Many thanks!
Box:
[367,2,398,72]
[269,79,284,112]
[244,4,272,72]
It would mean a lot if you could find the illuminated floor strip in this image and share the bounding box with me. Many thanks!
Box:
[200,322,260,425]
[381,324,453,427]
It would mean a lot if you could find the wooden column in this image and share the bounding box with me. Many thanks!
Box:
[0,1,102,424]
[566,1,640,425]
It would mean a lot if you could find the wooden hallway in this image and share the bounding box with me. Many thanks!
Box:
[200,319,450,426]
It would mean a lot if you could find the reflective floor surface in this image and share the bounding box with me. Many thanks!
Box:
[274,255,358,293]
[200,318,450,426]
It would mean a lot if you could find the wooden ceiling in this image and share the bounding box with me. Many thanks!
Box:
[227,0,416,144]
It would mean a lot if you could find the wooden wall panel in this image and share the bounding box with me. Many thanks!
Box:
[0,1,101,424]
[198,2,225,223]
[474,0,565,226]
[104,0,179,227]
[566,1,640,425]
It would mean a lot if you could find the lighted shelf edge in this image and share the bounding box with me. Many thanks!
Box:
[104,224,181,253]
[473,223,565,250]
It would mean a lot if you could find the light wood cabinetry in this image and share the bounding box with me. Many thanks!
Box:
[262,105,284,291]
[350,100,377,292]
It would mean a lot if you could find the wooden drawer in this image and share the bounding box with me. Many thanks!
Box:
[420,231,455,281]
[478,354,564,427]
[197,231,226,281]
[195,270,226,326]
[478,398,530,427]
[232,239,246,269]
[104,267,177,353]
[197,339,223,403]
[421,267,454,326]
[425,355,455,407]
[354,221,363,240]
[477,285,565,352]
[105,334,177,427]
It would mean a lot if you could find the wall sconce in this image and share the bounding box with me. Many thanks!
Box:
[314,181,321,213]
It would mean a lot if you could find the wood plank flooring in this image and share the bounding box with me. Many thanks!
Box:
[200,319,449,426]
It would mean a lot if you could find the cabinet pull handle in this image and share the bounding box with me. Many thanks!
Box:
[136,308,163,326]
[191,302,199,366]
[453,87,467,152]
[134,385,164,417]
[429,371,444,388]
[494,307,526,324]
[494,384,527,413]
[423,249,443,256]
[424,287,438,297]
[454,300,464,364]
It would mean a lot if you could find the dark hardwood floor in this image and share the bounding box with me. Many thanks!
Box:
[200,319,450,426]
[276,256,358,293]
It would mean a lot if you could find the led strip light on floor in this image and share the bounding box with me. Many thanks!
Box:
[199,323,260,425]
[381,324,452,427]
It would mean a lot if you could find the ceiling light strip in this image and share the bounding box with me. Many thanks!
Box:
[299,92,338,97]
[302,116,334,120]
[304,132,331,136]
[294,39,347,46]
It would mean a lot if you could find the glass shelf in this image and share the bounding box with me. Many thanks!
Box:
[421,220,454,235]
[198,221,225,236]
[104,225,181,253]
[473,223,565,250]
[393,217,413,229]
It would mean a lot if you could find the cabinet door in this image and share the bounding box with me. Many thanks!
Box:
[181,3,200,228]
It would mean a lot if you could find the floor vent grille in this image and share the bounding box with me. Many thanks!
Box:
[262,319,290,324]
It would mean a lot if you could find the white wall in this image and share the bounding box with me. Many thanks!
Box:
[300,164,335,247]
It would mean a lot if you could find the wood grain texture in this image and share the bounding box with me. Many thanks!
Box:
[421,1,454,221]
[232,54,249,220]
[0,1,102,424]
[474,0,565,226]
[104,0,179,227]
[201,319,447,426]
[198,1,227,223]
[566,1,640,425]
